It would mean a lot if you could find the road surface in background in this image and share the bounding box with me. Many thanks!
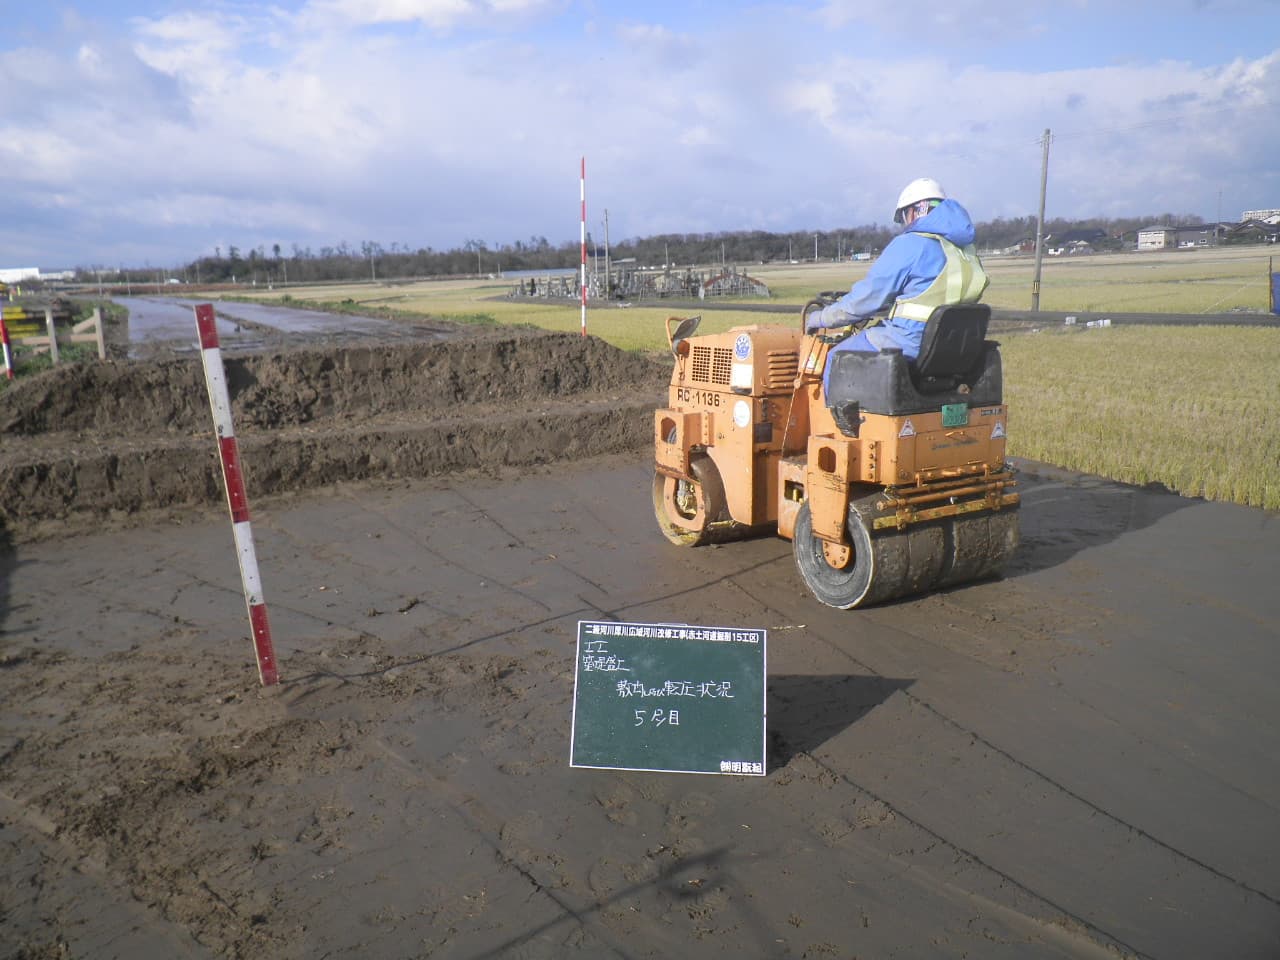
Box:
[116,296,409,355]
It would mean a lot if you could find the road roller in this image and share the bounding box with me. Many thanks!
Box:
[652,300,1019,608]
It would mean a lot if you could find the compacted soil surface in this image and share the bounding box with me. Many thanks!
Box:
[2,309,1278,959]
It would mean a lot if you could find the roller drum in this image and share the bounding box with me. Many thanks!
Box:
[795,493,1020,608]
[864,508,1020,605]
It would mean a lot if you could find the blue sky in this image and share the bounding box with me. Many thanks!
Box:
[1,0,1277,269]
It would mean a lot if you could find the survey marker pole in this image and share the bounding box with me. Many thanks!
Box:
[195,303,279,686]
[580,156,588,337]
[0,308,13,380]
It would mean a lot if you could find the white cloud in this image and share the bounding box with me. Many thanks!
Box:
[300,0,562,30]
[0,1,1276,268]
[815,0,1066,38]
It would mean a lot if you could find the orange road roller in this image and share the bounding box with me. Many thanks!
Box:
[653,303,1019,608]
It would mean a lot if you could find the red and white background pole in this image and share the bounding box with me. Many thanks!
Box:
[195,303,279,686]
[0,306,13,380]
[580,156,587,337]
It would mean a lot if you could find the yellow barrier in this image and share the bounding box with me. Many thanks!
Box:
[2,306,105,362]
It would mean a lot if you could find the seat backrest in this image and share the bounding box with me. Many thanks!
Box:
[914,303,991,380]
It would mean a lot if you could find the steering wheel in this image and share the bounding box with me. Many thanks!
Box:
[803,292,862,342]
[801,298,827,333]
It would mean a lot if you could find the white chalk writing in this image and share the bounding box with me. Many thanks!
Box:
[583,622,760,643]
[633,709,680,727]
[615,680,734,699]
[580,638,630,672]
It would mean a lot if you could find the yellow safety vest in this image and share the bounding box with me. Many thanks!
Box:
[889,233,989,322]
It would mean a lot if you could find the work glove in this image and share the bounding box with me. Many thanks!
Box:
[804,307,824,333]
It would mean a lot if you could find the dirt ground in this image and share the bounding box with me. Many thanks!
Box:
[2,312,1279,959]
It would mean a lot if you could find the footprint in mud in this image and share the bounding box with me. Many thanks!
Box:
[587,857,630,898]
[592,781,639,826]
[664,791,715,833]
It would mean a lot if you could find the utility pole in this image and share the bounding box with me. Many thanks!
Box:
[603,209,611,301]
[1032,128,1052,311]
[813,234,818,262]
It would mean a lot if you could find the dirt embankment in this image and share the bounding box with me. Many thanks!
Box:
[0,327,669,540]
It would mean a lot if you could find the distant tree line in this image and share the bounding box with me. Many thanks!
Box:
[78,213,1214,287]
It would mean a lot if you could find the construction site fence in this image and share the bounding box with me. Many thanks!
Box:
[0,306,106,365]
[509,266,770,302]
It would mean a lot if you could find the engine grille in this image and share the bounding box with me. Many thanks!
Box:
[690,345,733,385]
[764,350,799,391]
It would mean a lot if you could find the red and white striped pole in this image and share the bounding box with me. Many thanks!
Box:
[0,306,13,380]
[194,303,279,686]
[580,156,587,337]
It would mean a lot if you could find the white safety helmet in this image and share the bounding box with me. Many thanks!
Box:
[894,177,947,223]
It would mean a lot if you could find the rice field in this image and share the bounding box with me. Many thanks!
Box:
[1001,326,1280,510]
[981,249,1274,314]
[259,278,776,353]
[238,246,1280,510]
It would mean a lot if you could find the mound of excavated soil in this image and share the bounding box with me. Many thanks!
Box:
[0,327,669,539]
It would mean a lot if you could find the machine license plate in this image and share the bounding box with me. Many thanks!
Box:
[942,404,969,427]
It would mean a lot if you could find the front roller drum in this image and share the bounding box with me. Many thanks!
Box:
[652,454,752,547]
[793,496,1020,609]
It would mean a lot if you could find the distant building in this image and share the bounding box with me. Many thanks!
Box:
[1136,227,1175,251]
[1052,228,1108,246]
[1228,220,1280,244]
[1174,224,1229,248]
[1042,228,1108,256]
[1242,208,1280,223]
[0,267,41,284]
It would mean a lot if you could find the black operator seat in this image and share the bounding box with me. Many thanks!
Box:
[912,303,991,390]
[823,302,1002,433]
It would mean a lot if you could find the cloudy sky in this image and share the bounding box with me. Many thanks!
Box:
[2,0,1277,270]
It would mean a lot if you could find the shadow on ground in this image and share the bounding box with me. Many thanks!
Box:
[768,673,913,766]
[1005,458,1195,580]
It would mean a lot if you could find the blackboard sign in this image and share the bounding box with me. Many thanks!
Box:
[570,620,767,776]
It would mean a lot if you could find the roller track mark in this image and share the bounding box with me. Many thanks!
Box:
[717,576,1150,953]
[369,738,648,960]
[452,489,611,597]
[746,576,1280,911]
[254,502,463,621]
[798,751,1149,959]
[903,692,1280,910]
[334,489,554,613]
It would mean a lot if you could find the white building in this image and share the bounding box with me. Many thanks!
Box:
[1136,227,1175,251]
[1242,209,1280,223]
[0,267,41,284]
